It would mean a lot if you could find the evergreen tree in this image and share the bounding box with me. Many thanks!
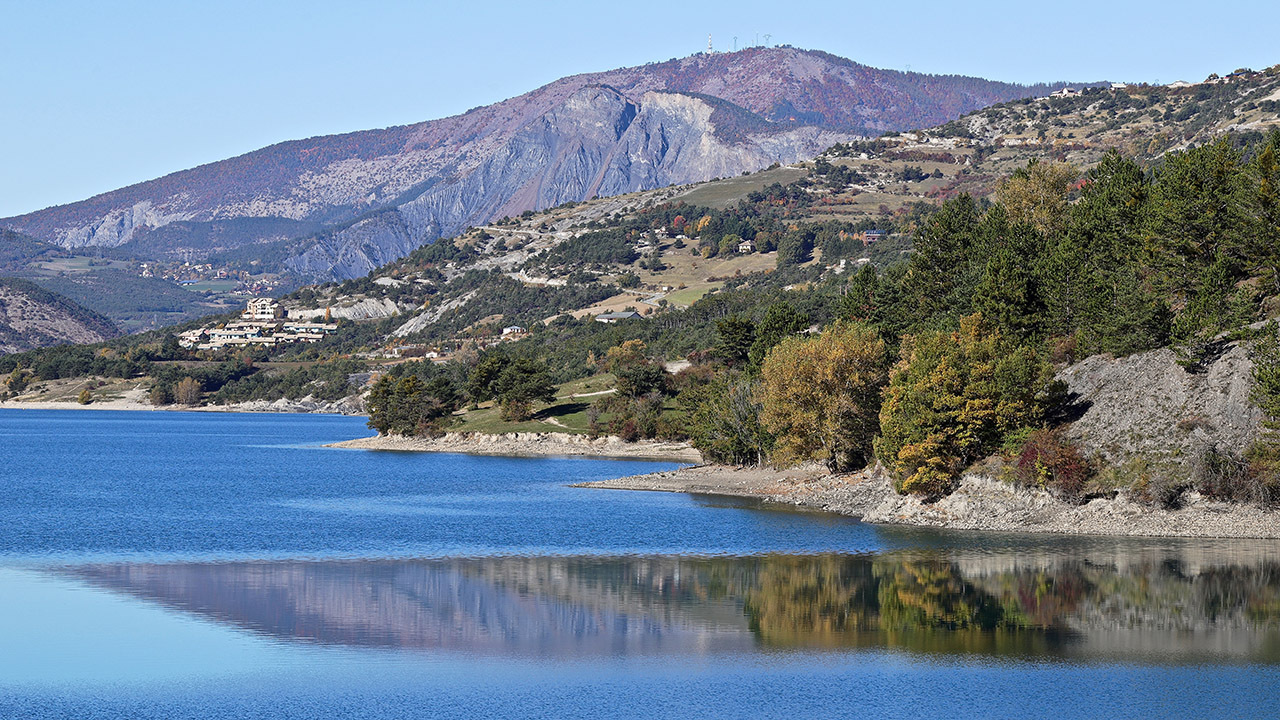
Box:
[1146,138,1249,296]
[713,316,756,366]
[748,303,810,369]
[903,194,981,323]
[1248,130,1280,295]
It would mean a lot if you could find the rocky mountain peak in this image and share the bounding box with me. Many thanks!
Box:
[2,48,1075,280]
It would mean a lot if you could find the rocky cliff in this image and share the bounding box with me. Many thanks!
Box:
[2,47,1075,280]
[1058,343,1262,468]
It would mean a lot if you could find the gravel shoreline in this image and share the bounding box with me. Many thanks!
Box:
[578,464,1280,538]
[327,432,703,462]
[0,391,362,415]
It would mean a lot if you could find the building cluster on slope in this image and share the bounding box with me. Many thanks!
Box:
[177,298,339,351]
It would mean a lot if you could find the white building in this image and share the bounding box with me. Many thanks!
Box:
[243,297,283,321]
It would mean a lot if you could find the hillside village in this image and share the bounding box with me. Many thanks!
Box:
[176,298,339,351]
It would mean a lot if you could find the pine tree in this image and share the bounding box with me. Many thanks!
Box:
[1248,131,1280,294]
[903,194,981,322]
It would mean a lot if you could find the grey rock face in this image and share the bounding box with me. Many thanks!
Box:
[3,48,1069,280]
[291,88,850,279]
[1058,344,1262,466]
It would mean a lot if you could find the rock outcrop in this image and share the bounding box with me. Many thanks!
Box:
[1058,344,1262,467]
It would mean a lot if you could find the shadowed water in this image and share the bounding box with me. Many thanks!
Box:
[3,409,1280,719]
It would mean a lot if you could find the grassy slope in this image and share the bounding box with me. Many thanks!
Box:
[450,375,616,435]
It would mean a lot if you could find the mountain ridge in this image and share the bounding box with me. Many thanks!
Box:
[2,47,1083,280]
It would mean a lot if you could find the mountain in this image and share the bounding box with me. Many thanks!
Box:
[0,277,121,353]
[1,47,1080,281]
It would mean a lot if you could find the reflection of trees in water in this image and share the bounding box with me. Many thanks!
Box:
[67,551,1280,659]
[736,554,1280,651]
[742,555,878,646]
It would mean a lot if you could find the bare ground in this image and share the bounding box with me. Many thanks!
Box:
[328,432,703,462]
[578,464,1280,539]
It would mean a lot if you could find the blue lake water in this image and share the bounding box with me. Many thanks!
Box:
[2,409,1280,719]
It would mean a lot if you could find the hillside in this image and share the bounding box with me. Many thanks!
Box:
[0,277,120,353]
[1,47,1078,282]
[783,67,1280,222]
[149,64,1280,360]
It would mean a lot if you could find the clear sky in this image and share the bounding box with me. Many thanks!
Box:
[2,0,1278,218]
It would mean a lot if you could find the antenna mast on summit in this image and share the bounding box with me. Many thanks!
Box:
[733,36,738,51]
[764,33,771,46]
[707,34,713,53]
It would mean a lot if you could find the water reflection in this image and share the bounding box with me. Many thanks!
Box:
[64,545,1280,663]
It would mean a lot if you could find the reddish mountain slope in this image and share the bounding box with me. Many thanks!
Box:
[2,47,1078,279]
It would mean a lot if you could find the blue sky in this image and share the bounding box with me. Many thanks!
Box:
[2,0,1278,218]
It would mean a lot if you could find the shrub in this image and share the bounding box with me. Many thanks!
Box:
[1011,429,1092,502]
[499,398,533,422]
[618,418,640,443]
[1112,457,1190,509]
[77,388,92,405]
[149,383,173,406]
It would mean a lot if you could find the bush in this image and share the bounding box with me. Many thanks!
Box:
[149,383,173,406]
[499,398,533,422]
[1134,472,1192,509]
[1105,457,1189,509]
[618,418,640,442]
[1011,429,1092,502]
[1193,445,1265,504]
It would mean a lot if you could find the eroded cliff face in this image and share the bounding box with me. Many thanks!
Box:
[1058,344,1262,467]
[3,47,1068,280]
[287,88,851,279]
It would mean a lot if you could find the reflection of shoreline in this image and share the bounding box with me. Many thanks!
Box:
[62,550,1280,663]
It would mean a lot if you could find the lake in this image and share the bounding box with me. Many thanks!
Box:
[2,409,1279,719]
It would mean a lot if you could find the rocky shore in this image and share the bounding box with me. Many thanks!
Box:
[0,390,363,415]
[327,432,703,462]
[578,464,1280,538]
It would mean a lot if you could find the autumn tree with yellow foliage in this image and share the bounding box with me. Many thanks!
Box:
[995,159,1079,237]
[759,321,887,472]
[875,314,1056,497]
